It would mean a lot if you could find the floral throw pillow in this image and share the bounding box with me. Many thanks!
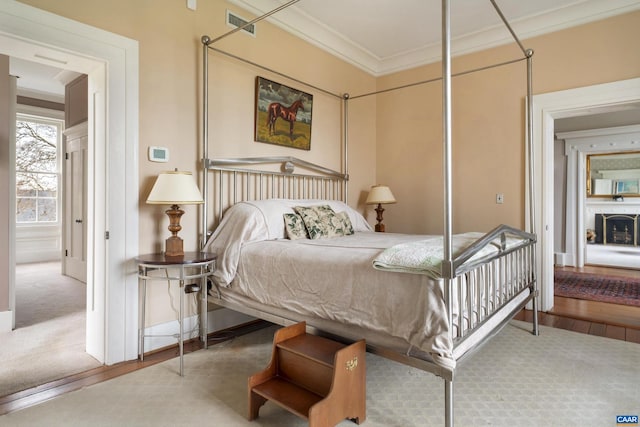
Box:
[283,213,308,240]
[293,205,346,239]
[337,211,354,235]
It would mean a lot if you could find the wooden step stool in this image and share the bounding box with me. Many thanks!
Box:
[248,321,366,426]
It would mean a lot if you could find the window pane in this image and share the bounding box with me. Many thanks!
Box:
[17,198,36,222]
[16,187,36,197]
[16,120,57,173]
[38,190,57,198]
[37,173,58,192]
[16,171,38,193]
[38,198,57,222]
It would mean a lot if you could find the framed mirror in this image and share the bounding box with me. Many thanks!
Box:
[586,151,640,197]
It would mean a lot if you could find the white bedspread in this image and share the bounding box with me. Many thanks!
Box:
[229,233,456,370]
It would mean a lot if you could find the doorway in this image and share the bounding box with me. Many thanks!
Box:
[0,1,139,365]
[532,77,640,312]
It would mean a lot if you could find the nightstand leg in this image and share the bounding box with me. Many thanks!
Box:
[139,272,146,361]
[179,279,184,377]
[201,265,208,349]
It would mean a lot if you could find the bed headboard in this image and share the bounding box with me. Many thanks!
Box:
[203,156,349,239]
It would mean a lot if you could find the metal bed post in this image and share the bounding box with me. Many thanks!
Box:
[441,0,454,426]
[490,0,539,337]
[201,35,210,249]
[526,49,539,336]
[343,93,350,203]
[200,35,211,349]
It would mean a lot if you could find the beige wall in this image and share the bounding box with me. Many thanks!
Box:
[377,10,640,234]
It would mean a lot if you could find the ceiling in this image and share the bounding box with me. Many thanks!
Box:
[10,57,72,103]
[228,0,640,76]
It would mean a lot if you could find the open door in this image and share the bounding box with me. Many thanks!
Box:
[63,121,87,283]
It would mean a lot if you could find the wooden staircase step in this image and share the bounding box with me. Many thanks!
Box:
[251,377,323,419]
[277,333,346,367]
[248,321,366,425]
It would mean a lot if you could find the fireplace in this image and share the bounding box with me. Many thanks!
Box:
[594,213,639,246]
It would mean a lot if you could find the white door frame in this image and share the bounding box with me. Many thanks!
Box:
[531,77,640,312]
[0,1,139,364]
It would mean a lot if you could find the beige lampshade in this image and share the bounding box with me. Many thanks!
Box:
[146,170,204,205]
[365,185,396,205]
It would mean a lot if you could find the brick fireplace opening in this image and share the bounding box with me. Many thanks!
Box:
[594,213,639,246]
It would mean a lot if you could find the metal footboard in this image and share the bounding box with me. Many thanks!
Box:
[449,225,537,346]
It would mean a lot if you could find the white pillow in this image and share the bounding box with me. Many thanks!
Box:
[242,199,371,240]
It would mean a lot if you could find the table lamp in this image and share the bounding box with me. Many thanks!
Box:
[146,169,204,256]
[365,185,396,232]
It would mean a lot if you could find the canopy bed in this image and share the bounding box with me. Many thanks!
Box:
[198,1,539,426]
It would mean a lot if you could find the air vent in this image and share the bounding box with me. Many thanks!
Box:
[226,10,256,37]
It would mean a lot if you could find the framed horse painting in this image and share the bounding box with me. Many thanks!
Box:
[255,76,313,150]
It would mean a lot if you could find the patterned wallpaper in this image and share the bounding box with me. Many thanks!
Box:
[591,155,640,176]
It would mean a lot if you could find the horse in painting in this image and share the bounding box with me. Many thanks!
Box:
[266,99,304,139]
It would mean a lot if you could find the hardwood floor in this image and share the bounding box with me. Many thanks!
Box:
[514,264,640,344]
[2,265,638,417]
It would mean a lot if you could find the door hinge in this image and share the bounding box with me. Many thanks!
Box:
[105,231,110,240]
[65,249,68,256]
[65,152,69,160]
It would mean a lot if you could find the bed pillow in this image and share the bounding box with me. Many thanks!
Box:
[227,199,372,240]
[293,205,346,239]
[283,213,308,240]
[337,211,354,235]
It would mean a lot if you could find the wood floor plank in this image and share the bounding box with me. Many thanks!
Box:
[588,323,607,337]
[572,319,591,334]
[605,325,627,341]
[625,328,640,344]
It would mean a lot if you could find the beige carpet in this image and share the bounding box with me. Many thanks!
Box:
[0,262,101,397]
[2,320,638,426]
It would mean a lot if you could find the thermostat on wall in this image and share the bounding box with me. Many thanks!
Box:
[148,146,169,162]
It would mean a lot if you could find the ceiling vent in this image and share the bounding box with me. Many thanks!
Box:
[226,10,256,37]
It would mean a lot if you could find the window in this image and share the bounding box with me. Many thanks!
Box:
[15,114,63,224]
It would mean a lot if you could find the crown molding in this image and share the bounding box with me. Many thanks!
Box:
[226,0,640,76]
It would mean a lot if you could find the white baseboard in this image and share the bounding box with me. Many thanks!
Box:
[0,310,13,333]
[141,307,255,354]
[554,252,566,266]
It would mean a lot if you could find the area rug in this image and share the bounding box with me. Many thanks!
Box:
[2,321,639,427]
[555,270,640,307]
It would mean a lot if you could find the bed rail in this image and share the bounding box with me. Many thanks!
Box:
[452,224,536,276]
